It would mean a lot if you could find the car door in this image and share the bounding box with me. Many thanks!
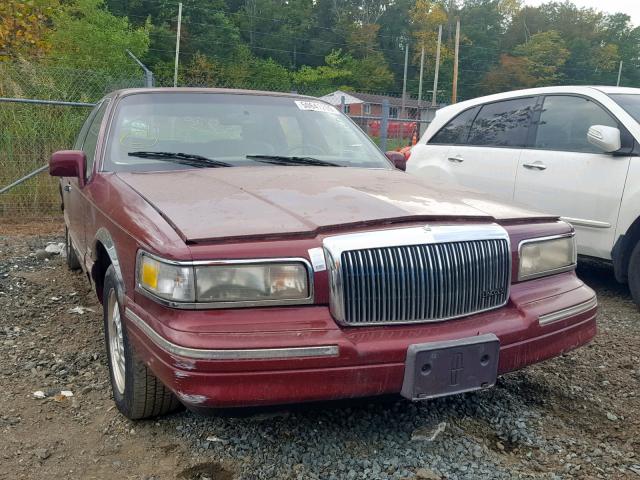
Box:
[432,97,536,201]
[63,103,100,263]
[65,100,109,264]
[514,94,631,259]
[409,106,479,185]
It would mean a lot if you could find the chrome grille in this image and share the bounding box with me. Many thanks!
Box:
[325,227,511,326]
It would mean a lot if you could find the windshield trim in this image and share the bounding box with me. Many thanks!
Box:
[100,90,393,173]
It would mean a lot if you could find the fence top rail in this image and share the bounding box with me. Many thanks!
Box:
[0,97,96,107]
[348,115,431,123]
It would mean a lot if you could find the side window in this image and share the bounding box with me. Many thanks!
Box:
[81,100,110,178]
[534,95,618,153]
[73,106,100,150]
[429,106,479,145]
[467,97,536,147]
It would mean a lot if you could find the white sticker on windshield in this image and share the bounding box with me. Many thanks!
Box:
[308,247,327,272]
[295,100,339,114]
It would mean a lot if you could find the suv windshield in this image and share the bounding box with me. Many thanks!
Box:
[608,93,640,123]
[104,92,391,172]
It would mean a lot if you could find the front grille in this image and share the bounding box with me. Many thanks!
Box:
[338,239,510,325]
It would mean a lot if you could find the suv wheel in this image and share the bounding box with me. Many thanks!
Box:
[629,241,640,308]
[103,265,181,419]
[65,226,81,270]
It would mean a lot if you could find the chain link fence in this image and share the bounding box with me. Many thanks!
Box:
[1,60,437,222]
[0,61,145,221]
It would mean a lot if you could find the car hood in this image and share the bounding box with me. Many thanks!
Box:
[116,167,554,243]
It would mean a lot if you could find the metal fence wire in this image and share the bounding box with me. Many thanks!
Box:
[0,61,435,221]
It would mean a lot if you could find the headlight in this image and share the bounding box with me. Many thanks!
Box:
[196,263,309,303]
[136,251,311,307]
[518,235,576,281]
[138,253,195,302]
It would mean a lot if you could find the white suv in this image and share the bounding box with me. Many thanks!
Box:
[408,86,640,306]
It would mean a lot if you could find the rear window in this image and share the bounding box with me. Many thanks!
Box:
[429,107,478,145]
[467,97,536,147]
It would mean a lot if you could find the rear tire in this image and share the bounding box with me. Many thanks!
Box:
[65,226,81,271]
[629,241,640,309]
[103,265,181,419]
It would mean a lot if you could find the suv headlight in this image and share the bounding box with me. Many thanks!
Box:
[518,235,577,281]
[136,251,311,307]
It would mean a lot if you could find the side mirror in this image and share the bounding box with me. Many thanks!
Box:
[587,125,621,153]
[385,151,407,171]
[49,150,86,186]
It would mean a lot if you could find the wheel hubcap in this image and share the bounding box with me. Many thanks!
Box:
[107,289,126,395]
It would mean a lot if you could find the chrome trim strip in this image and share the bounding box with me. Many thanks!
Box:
[323,224,511,326]
[135,250,314,309]
[538,296,597,325]
[560,217,611,229]
[517,232,577,281]
[124,308,339,360]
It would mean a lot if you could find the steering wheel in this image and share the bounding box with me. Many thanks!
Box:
[288,144,327,156]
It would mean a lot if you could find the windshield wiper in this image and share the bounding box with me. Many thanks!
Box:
[246,155,342,167]
[128,151,233,168]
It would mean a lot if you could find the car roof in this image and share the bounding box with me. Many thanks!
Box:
[106,87,322,102]
[436,85,640,117]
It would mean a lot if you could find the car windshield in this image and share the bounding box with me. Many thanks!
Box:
[608,93,640,123]
[104,92,391,172]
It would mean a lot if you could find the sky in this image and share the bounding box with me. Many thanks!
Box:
[523,0,640,26]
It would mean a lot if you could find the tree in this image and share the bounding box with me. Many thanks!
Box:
[513,30,569,85]
[47,0,149,74]
[482,53,535,93]
[0,0,58,61]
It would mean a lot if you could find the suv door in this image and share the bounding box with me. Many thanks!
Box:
[64,100,109,263]
[412,97,537,201]
[514,94,631,259]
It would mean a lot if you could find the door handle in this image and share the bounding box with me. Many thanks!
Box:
[522,162,547,171]
[447,156,464,163]
[63,184,72,193]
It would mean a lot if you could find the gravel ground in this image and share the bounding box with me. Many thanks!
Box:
[0,226,639,479]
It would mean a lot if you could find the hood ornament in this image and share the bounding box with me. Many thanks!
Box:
[423,225,432,232]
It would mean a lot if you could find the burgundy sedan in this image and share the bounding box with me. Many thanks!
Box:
[49,88,597,419]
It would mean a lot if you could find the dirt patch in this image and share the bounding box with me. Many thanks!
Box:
[1,227,639,479]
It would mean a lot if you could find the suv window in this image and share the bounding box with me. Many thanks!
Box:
[429,106,479,144]
[467,97,536,147]
[534,95,617,153]
[82,100,109,178]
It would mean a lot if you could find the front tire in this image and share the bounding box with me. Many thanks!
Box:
[65,226,81,271]
[629,241,640,309]
[103,265,181,419]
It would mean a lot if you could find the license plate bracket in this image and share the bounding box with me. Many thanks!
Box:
[400,334,500,401]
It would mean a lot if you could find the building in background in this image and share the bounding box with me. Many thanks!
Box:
[320,90,440,138]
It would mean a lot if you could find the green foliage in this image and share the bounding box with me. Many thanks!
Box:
[513,30,569,85]
[293,49,394,94]
[47,0,150,75]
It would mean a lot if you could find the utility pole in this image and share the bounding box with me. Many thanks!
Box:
[452,18,460,103]
[417,46,425,105]
[173,2,183,88]
[431,25,442,107]
[401,42,409,119]
[617,60,623,87]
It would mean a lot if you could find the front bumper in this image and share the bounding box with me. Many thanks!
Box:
[125,272,597,408]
